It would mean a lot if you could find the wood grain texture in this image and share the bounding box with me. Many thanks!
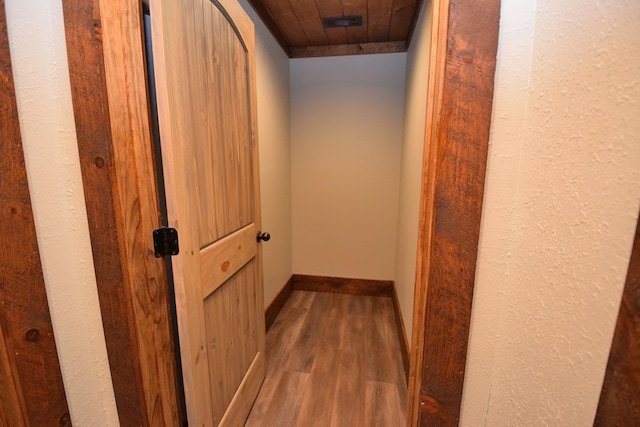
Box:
[389,0,421,41]
[193,4,255,247]
[0,2,70,423]
[595,213,640,425]
[367,0,393,42]
[150,0,266,424]
[314,0,347,45]
[205,260,261,426]
[265,276,294,332]
[292,274,394,297]
[61,0,181,425]
[245,0,292,54]
[288,0,328,46]
[408,0,501,425]
[200,224,258,298]
[392,283,410,382]
[245,0,421,57]
[407,0,448,423]
[246,291,407,426]
[290,41,406,58]
[342,0,367,44]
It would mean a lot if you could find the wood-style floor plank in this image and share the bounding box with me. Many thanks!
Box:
[245,290,407,426]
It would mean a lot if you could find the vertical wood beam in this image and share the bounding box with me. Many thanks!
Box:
[0,1,70,424]
[594,213,640,424]
[61,0,181,424]
[408,0,501,425]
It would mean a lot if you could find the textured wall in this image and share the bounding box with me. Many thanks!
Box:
[462,0,640,425]
[290,54,406,280]
[238,0,292,306]
[394,0,433,347]
[5,0,119,425]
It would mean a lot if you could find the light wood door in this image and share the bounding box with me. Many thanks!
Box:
[149,0,265,425]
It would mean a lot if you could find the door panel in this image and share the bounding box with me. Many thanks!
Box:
[201,224,257,297]
[205,258,260,425]
[193,4,254,247]
[150,0,265,425]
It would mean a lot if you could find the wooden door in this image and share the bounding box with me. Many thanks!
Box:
[149,0,265,425]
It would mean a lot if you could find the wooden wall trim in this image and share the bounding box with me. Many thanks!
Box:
[62,0,181,425]
[245,0,291,56]
[265,276,294,332]
[290,41,407,58]
[292,274,394,297]
[408,0,501,425]
[0,1,70,423]
[594,212,640,424]
[392,284,411,383]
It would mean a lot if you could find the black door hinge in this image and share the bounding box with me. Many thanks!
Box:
[153,227,179,258]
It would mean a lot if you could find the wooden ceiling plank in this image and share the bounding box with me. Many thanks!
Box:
[288,0,328,46]
[246,0,295,54]
[290,40,406,58]
[389,0,418,41]
[342,0,368,44]
[250,0,422,56]
[367,0,394,42]
[314,0,348,45]
[257,0,309,48]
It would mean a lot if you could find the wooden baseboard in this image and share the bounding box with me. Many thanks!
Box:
[264,276,294,332]
[271,274,410,381]
[291,274,394,297]
[392,284,410,383]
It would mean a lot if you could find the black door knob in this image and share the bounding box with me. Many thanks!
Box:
[256,231,271,242]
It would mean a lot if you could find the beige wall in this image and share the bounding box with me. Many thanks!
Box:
[462,0,640,425]
[394,0,433,346]
[238,0,292,306]
[290,54,406,280]
[5,0,119,425]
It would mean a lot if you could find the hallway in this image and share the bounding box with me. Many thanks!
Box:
[245,290,408,426]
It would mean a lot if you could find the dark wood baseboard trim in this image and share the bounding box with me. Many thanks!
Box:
[287,274,409,382]
[292,274,394,297]
[392,284,411,383]
[265,276,294,332]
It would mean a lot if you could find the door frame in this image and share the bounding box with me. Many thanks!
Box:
[407,0,501,425]
[61,0,501,425]
[62,0,182,424]
[1,2,70,423]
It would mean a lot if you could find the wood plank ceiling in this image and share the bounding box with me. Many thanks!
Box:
[246,0,424,58]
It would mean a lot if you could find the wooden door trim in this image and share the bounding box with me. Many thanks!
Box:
[594,211,640,424]
[0,1,70,423]
[61,0,181,425]
[407,0,501,425]
[60,0,501,424]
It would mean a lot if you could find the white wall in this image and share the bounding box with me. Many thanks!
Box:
[5,1,119,425]
[291,54,406,280]
[394,0,433,346]
[238,0,292,306]
[462,0,640,425]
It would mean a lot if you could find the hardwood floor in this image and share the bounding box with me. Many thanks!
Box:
[245,290,408,426]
